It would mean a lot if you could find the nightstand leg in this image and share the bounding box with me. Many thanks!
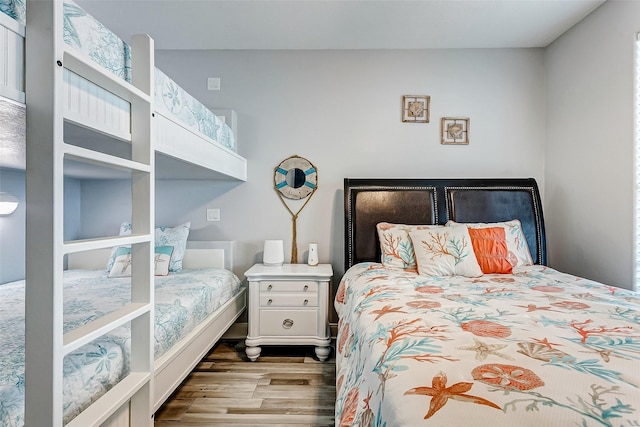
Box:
[315,345,331,362]
[246,345,261,362]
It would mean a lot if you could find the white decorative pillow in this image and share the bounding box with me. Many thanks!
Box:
[106,222,133,272]
[153,246,173,276]
[376,222,441,270]
[108,246,174,277]
[108,247,133,278]
[409,225,483,277]
[446,220,533,267]
[155,222,190,272]
[106,222,191,273]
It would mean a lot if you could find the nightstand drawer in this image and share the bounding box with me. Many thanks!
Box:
[259,281,317,293]
[260,294,318,307]
[259,309,317,336]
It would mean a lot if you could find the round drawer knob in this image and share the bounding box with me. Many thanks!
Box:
[282,319,294,329]
[267,299,273,305]
[267,284,273,290]
[303,285,309,291]
[303,299,309,305]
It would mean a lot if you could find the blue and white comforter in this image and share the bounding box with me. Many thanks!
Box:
[0,268,242,426]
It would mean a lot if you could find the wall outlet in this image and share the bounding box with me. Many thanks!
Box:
[206,208,220,222]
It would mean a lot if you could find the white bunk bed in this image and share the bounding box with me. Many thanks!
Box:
[0,0,247,181]
[0,0,248,425]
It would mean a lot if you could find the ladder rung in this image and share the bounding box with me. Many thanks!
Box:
[64,303,151,355]
[63,49,151,105]
[63,372,151,427]
[64,234,152,254]
[64,143,151,173]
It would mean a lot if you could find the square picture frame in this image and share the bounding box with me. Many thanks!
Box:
[441,117,469,145]
[402,95,430,123]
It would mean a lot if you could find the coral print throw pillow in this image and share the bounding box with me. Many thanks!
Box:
[376,222,441,271]
[447,220,533,267]
[409,225,483,277]
[376,222,417,270]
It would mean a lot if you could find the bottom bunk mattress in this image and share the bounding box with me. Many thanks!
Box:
[335,263,640,426]
[0,268,243,426]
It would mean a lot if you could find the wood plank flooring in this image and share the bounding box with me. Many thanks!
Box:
[154,340,336,426]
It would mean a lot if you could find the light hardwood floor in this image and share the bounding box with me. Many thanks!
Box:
[154,340,336,426]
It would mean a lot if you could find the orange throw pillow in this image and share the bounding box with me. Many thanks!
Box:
[468,227,513,274]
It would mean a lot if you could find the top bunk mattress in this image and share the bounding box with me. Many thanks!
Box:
[0,0,236,153]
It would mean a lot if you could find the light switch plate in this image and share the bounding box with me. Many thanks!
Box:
[206,208,220,221]
[207,77,221,91]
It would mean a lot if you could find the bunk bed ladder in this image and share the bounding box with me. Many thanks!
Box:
[24,1,155,426]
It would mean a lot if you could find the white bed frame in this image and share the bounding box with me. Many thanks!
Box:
[0,1,248,425]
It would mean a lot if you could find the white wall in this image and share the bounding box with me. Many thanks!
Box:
[148,49,545,286]
[0,170,81,284]
[0,169,25,283]
[545,0,638,290]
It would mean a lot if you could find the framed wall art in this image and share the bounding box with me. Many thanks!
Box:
[402,95,430,123]
[441,117,469,145]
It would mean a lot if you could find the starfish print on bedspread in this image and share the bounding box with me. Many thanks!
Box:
[458,338,514,361]
[405,371,501,419]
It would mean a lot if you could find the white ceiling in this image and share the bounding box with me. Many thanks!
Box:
[76,0,606,51]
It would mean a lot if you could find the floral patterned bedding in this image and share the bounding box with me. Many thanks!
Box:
[0,268,242,427]
[335,263,640,426]
[0,0,236,152]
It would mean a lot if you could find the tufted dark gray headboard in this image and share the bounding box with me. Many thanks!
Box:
[344,178,546,270]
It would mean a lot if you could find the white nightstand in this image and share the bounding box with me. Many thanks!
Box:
[244,263,333,362]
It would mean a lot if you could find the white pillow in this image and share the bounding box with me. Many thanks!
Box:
[155,222,190,272]
[105,222,133,272]
[409,225,483,277]
[446,219,533,267]
[108,247,133,278]
[376,222,442,270]
[106,221,191,272]
[108,246,174,277]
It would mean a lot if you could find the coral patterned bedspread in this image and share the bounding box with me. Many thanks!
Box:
[335,263,640,426]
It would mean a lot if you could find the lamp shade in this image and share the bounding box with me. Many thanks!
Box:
[263,240,284,266]
[0,193,18,215]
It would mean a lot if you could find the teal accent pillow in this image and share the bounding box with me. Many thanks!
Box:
[105,222,133,272]
[108,246,174,277]
[108,247,132,278]
[106,221,190,272]
[153,245,174,276]
[155,222,190,272]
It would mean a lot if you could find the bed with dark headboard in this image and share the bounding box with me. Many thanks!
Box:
[344,177,546,269]
[335,177,640,427]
